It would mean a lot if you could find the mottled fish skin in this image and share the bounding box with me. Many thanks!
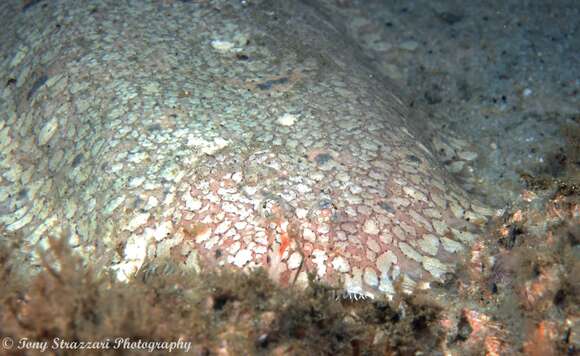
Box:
[0,0,490,298]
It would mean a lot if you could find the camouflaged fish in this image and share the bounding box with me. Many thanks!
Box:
[0,0,492,299]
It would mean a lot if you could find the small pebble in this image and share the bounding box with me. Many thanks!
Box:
[38,117,59,146]
[399,40,419,51]
[458,151,478,161]
[277,113,297,126]
[211,40,235,52]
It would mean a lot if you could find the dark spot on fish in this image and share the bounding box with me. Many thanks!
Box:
[424,86,442,105]
[147,123,162,132]
[132,196,145,209]
[437,11,463,25]
[22,0,46,12]
[498,225,523,249]
[213,293,233,311]
[531,263,541,278]
[215,249,222,258]
[6,78,16,87]
[406,154,422,164]
[567,230,579,247]
[314,153,332,165]
[27,74,48,100]
[17,189,28,200]
[256,77,288,90]
[411,314,429,331]
[236,53,249,61]
[455,313,472,342]
[71,153,84,168]
[553,289,566,308]
[319,198,332,209]
[379,201,395,213]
